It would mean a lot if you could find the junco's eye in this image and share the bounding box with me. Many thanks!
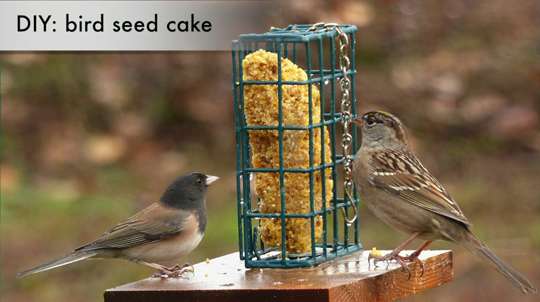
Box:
[197,178,203,184]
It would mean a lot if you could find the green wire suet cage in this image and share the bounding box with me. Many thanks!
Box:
[233,23,361,268]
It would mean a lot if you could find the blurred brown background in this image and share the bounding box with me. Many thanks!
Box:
[1,0,539,301]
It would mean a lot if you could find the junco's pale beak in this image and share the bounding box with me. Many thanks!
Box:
[205,175,219,185]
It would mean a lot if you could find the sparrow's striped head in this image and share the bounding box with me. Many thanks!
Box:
[355,111,408,147]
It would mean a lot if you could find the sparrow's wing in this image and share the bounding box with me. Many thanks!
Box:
[368,149,471,226]
[77,203,191,251]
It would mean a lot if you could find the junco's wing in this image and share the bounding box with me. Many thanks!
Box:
[368,149,470,226]
[77,203,191,252]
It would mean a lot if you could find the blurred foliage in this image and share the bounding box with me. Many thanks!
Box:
[2,0,540,301]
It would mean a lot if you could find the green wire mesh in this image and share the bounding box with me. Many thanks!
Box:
[233,24,361,268]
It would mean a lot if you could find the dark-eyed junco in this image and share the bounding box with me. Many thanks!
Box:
[353,111,536,294]
[17,172,219,279]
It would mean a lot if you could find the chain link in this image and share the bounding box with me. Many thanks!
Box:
[308,23,357,227]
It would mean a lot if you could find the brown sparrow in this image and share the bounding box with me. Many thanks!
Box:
[353,111,536,294]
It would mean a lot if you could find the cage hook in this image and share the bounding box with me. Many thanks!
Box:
[341,183,358,227]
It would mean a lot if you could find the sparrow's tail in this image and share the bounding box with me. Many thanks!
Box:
[461,231,537,294]
[17,251,97,279]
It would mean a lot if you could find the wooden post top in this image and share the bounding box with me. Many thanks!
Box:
[105,250,453,302]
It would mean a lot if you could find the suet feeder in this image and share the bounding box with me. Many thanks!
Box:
[232,23,361,268]
[106,23,455,302]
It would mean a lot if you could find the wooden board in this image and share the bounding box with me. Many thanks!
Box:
[105,250,453,302]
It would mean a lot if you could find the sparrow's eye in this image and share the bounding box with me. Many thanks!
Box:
[365,117,377,127]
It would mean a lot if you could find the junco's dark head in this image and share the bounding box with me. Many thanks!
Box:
[160,172,219,209]
[354,111,407,148]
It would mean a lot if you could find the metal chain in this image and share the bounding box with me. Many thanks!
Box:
[308,23,357,227]
[335,26,358,227]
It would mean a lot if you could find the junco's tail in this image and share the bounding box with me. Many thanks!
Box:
[461,231,537,294]
[17,251,97,278]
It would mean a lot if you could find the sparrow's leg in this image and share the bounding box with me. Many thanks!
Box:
[369,234,432,279]
[369,232,425,277]
[404,240,432,261]
[369,232,420,266]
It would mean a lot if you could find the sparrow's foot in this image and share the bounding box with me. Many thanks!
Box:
[368,252,423,279]
[401,252,425,277]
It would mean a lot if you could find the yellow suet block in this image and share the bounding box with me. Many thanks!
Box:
[242,49,333,254]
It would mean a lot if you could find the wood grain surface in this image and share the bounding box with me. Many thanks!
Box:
[105,250,453,302]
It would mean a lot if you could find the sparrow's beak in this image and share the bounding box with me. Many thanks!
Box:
[353,116,363,126]
[205,175,219,185]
